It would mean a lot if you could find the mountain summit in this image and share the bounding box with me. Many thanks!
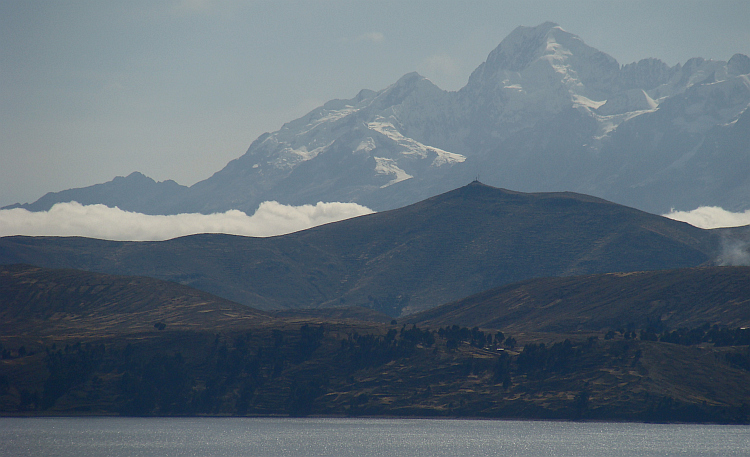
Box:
[467,22,619,99]
[10,23,750,215]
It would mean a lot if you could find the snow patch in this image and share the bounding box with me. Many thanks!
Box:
[430,149,467,167]
[355,137,377,154]
[592,109,655,141]
[296,106,358,137]
[374,157,413,188]
[368,118,465,166]
[597,89,657,116]
[275,141,334,168]
[572,94,606,110]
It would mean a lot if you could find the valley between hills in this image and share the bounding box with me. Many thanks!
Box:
[2,184,750,422]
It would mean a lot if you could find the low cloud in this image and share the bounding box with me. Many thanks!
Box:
[0,201,374,241]
[662,206,750,229]
[716,237,750,266]
[663,206,750,266]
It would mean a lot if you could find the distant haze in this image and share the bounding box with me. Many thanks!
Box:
[2,1,749,207]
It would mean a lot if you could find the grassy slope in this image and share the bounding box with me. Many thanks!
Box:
[409,266,750,332]
[2,265,750,422]
[0,264,273,342]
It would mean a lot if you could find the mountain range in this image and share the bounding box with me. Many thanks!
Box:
[4,21,750,421]
[6,22,750,216]
[0,182,731,316]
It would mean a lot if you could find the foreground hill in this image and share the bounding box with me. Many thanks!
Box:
[0,264,273,341]
[2,264,750,422]
[409,266,750,332]
[0,183,720,316]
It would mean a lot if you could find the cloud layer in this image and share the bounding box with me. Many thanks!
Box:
[662,206,750,229]
[0,201,374,241]
[3,202,749,244]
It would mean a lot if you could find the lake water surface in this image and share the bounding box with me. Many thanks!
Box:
[1,417,748,457]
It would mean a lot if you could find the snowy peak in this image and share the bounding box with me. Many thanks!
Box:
[371,72,445,110]
[484,21,562,73]
[392,71,430,88]
[222,22,748,213]
[467,22,619,98]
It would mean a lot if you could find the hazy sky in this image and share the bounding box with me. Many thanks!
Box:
[2,0,749,207]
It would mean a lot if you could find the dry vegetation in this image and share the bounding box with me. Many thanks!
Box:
[2,264,750,423]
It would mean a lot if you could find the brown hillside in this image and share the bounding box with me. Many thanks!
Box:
[0,264,273,341]
[409,266,750,332]
[2,264,750,423]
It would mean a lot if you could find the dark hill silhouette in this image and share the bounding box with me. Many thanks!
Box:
[0,183,720,316]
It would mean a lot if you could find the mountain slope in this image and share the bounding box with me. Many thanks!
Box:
[0,183,721,316]
[7,22,749,215]
[0,264,273,339]
[3,264,750,422]
[409,266,750,332]
[5,172,189,215]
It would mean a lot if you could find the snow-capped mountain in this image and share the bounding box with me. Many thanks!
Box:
[11,22,750,215]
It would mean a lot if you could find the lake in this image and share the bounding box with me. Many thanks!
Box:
[1,417,748,456]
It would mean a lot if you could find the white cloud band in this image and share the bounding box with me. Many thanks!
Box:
[0,201,374,241]
[662,206,750,229]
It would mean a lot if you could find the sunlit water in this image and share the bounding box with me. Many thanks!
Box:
[1,417,748,457]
